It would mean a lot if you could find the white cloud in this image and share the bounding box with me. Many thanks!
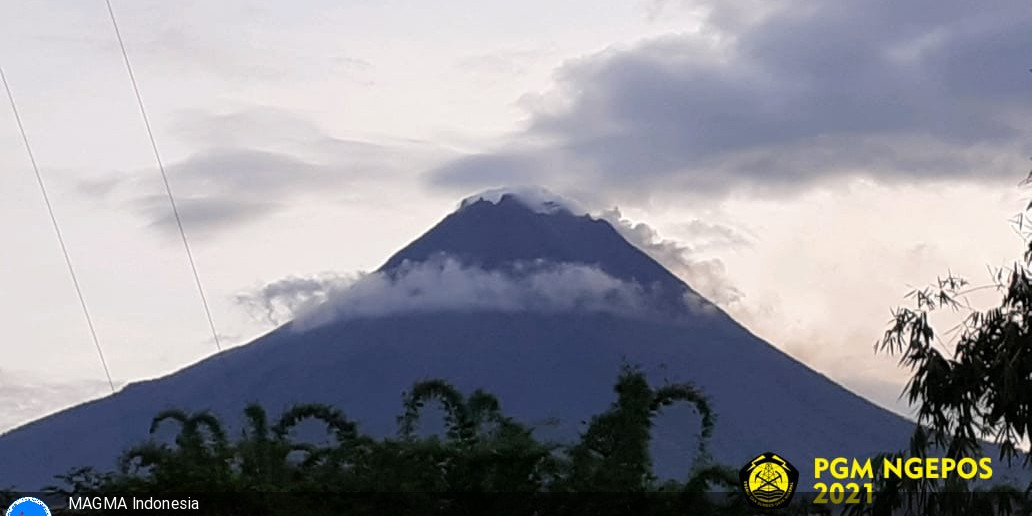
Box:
[599,207,746,306]
[0,371,115,434]
[298,256,659,329]
[235,272,357,326]
[234,256,680,331]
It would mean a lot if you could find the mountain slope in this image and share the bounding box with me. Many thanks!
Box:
[0,190,953,489]
[382,195,684,289]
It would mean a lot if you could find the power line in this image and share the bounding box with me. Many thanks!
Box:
[1,67,116,392]
[104,0,222,351]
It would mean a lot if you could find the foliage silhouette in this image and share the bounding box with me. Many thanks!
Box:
[46,367,763,515]
[857,175,1032,515]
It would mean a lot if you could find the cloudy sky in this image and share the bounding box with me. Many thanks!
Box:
[0,0,1029,431]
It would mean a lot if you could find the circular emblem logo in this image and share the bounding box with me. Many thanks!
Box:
[5,497,51,516]
[739,452,799,510]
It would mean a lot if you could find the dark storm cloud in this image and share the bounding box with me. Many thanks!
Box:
[433,0,1032,198]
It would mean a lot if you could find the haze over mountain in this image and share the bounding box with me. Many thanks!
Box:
[0,188,969,489]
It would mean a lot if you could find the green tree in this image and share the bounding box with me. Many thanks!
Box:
[47,369,754,515]
[564,365,715,492]
[119,409,234,491]
[862,177,1032,515]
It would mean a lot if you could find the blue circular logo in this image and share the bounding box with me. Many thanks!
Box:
[5,497,50,516]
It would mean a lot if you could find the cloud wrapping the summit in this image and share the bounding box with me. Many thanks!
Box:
[283,256,660,330]
[234,197,748,330]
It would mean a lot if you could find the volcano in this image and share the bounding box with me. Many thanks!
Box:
[2,189,923,489]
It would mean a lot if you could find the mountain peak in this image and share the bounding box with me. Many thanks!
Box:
[378,188,696,311]
[457,186,584,216]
